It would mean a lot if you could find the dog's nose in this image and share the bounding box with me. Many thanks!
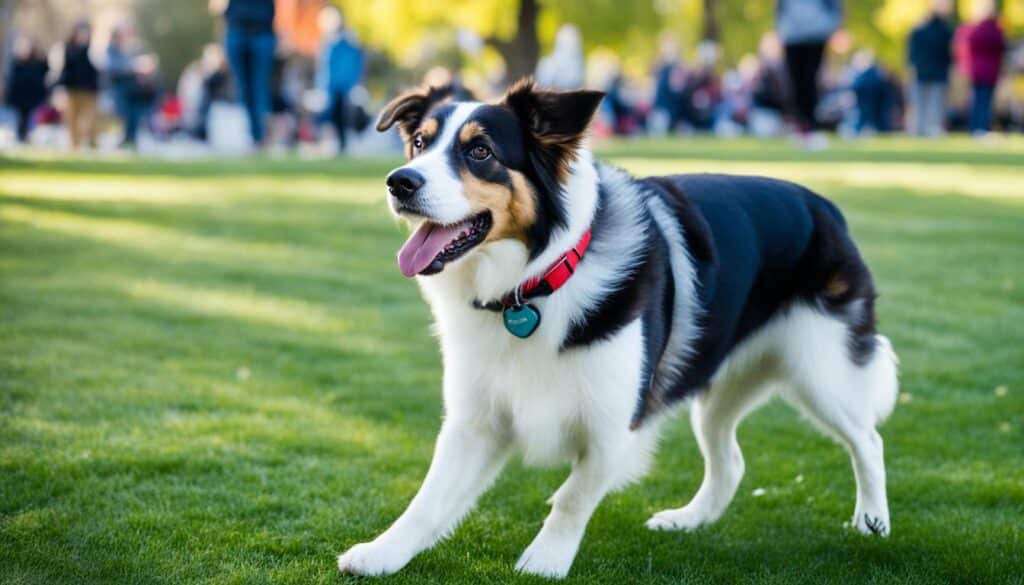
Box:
[386,168,425,201]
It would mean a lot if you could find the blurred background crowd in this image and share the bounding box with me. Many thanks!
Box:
[1,0,1023,156]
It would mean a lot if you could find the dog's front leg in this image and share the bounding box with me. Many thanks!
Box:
[338,419,509,576]
[516,446,617,579]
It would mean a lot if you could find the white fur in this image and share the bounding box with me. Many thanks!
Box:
[644,194,702,411]
[388,103,481,225]
[339,139,899,579]
[646,305,898,536]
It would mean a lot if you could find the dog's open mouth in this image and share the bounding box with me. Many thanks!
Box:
[397,212,493,277]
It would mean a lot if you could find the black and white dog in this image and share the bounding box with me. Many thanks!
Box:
[338,81,898,578]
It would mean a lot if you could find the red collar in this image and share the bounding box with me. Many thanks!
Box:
[474,229,592,311]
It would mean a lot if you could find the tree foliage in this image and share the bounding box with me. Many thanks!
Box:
[134,0,215,86]
[334,0,1023,82]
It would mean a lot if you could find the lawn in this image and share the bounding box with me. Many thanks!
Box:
[1,138,1023,584]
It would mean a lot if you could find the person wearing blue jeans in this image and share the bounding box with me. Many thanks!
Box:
[106,27,137,145]
[969,84,996,134]
[907,0,954,137]
[222,0,276,146]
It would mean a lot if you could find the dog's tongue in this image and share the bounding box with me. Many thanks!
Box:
[398,222,463,277]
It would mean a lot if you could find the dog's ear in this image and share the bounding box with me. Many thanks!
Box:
[502,78,604,183]
[502,78,604,151]
[376,85,454,138]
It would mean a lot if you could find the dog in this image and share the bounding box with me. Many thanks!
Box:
[338,80,899,578]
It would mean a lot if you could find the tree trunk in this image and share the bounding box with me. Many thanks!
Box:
[701,0,719,41]
[488,0,540,83]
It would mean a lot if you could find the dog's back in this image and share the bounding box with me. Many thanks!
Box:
[639,174,881,403]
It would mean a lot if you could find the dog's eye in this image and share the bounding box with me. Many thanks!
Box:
[468,145,491,161]
[411,134,425,155]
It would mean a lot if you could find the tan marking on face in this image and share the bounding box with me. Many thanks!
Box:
[406,117,440,159]
[826,273,851,297]
[459,121,485,144]
[508,170,537,232]
[459,169,536,243]
[535,132,582,185]
[418,117,439,140]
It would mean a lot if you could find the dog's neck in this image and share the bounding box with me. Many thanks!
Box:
[469,148,600,304]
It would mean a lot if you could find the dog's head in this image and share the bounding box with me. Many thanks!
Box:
[377,80,604,277]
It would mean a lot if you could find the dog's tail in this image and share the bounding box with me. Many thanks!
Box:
[866,334,900,425]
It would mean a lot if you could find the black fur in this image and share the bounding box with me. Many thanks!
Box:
[561,184,671,350]
[376,85,454,138]
[558,173,879,422]
[501,83,604,260]
[463,103,571,260]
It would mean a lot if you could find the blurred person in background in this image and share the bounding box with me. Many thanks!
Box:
[183,45,231,142]
[213,0,277,147]
[680,40,722,132]
[4,35,50,143]
[105,25,141,147]
[776,0,843,148]
[602,72,647,135]
[178,45,223,141]
[125,54,162,145]
[536,24,585,90]
[715,56,756,137]
[956,0,1006,136]
[650,33,685,135]
[58,21,100,150]
[603,72,632,135]
[908,0,955,137]
[749,33,789,137]
[316,6,364,153]
[270,41,308,148]
[849,50,891,134]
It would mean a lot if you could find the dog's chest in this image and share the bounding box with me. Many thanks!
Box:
[495,358,589,466]
[464,319,646,467]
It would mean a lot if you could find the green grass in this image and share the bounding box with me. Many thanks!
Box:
[2,137,1023,584]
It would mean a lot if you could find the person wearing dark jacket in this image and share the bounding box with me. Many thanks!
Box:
[219,0,277,146]
[851,51,892,133]
[955,0,1006,135]
[5,36,50,143]
[58,21,100,149]
[908,0,954,137]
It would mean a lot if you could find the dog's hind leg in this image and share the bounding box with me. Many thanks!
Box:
[776,308,898,537]
[646,361,774,532]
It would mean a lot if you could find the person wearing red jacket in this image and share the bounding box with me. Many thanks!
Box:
[955,0,1006,135]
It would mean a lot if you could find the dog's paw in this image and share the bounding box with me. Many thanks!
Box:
[337,541,409,576]
[644,505,715,532]
[515,539,576,579]
[852,512,890,537]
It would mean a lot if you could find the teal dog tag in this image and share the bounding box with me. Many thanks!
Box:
[503,304,541,338]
